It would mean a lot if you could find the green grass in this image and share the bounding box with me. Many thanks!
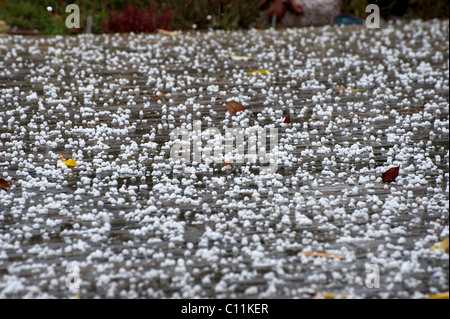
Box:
[0,0,448,35]
[165,0,261,30]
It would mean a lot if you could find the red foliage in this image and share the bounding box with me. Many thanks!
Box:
[284,114,291,124]
[382,166,400,183]
[102,1,173,33]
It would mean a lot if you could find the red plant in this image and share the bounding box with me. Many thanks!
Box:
[102,1,173,33]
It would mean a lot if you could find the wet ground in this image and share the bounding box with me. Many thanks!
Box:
[0,19,448,299]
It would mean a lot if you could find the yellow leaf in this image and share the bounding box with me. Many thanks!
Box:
[157,29,178,36]
[65,158,78,167]
[428,291,449,299]
[430,237,449,253]
[72,289,81,299]
[317,293,349,299]
[248,69,272,76]
[229,54,252,60]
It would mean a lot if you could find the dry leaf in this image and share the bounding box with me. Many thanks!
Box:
[333,87,359,93]
[153,94,167,98]
[72,289,81,299]
[157,29,178,36]
[226,101,246,115]
[314,292,349,299]
[420,102,426,109]
[248,69,272,76]
[427,291,449,299]
[382,166,400,183]
[300,251,345,259]
[0,178,12,190]
[229,54,252,61]
[59,155,66,162]
[284,114,291,124]
[223,162,232,167]
[430,237,449,253]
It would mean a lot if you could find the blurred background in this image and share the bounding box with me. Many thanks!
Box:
[0,0,449,34]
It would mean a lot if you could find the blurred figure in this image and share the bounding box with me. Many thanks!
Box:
[258,0,304,22]
[259,0,343,27]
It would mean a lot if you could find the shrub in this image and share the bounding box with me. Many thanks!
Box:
[102,1,173,33]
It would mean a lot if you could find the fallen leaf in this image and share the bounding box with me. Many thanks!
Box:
[314,292,349,299]
[153,94,167,98]
[64,158,78,167]
[284,114,291,124]
[157,29,178,36]
[300,251,345,259]
[382,166,400,183]
[420,102,426,109]
[430,237,449,253]
[59,155,66,162]
[0,178,12,190]
[226,101,246,115]
[427,291,449,299]
[229,54,252,60]
[72,289,81,299]
[248,69,272,76]
[223,162,232,167]
[333,87,359,93]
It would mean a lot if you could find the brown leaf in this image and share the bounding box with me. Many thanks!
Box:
[0,178,12,190]
[300,251,345,259]
[226,101,246,115]
[420,102,426,109]
[333,87,359,93]
[223,162,232,167]
[382,166,400,183]
[157,29,178,36]
[284,114,291,124]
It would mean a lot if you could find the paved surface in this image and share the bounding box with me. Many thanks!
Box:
[0,19,448,299]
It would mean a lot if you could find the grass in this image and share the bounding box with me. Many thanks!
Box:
[0,0,448,34]
[165,0,261,30]
[0,0,66,34]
